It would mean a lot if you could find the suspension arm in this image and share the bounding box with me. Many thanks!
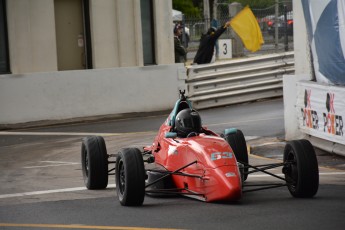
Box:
[239,161,288,181]
[145,160,198,188]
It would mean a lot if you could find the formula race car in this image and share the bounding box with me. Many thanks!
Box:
[81,91,319,206]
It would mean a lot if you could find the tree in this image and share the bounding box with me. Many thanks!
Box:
[227,0,275,9]
[173,0,201,18]
[172,0,279,18]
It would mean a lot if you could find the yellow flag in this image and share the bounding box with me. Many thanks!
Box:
[229,6,264,52]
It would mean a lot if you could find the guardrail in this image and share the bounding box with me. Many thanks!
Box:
[186,51,294,109]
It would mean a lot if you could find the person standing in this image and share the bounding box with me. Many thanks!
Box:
[174,24,187,63]
[193,21,231,65]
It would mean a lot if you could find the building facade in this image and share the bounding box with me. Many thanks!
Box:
[0,0,174,74]
[0,0,186,126]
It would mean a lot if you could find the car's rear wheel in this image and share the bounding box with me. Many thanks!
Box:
[116,148,145,206]
[224,129,249,181]
[283,139,319,198]
[81,136,108,189]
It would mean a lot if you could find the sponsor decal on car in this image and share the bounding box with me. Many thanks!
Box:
[168,145,178,155]
[211,152,233,161]
[225,172,236,177]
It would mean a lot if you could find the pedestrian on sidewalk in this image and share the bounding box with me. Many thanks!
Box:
[174,23,187,63]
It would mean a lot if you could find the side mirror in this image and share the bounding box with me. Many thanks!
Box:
[165,132,177,138]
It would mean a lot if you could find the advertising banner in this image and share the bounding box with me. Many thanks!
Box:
[301,0,345,85]
[297,81,345,145]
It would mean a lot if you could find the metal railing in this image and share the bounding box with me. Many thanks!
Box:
[186,51,294,109]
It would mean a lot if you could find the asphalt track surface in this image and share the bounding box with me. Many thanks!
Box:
[0,98,345,230]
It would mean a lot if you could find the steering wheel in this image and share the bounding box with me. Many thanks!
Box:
[186,132,198,138]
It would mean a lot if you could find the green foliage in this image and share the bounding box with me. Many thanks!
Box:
[173,0,201,18]
[227,0,275,9]
[172,0,279,18]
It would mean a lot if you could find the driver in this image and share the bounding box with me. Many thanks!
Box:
[175,108,202,138]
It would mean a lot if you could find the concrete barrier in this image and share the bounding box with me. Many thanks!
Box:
[0,64,187,127]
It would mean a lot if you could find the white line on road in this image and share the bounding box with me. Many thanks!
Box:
[0,184,116,199]
[0,131,136,136]
[23,161,80,169]
[249,172,345,177]
[40,161,80,164]
[23,163,80,169]
[1,172,344,199]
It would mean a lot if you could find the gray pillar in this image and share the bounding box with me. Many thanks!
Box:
[229,2,244,57]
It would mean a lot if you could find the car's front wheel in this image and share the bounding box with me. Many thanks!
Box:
[116,148,145,206]
[283,139,319,198]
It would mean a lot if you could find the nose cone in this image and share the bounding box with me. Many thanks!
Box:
[205,165,242,202]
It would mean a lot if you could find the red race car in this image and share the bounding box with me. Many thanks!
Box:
[81,91,319,206]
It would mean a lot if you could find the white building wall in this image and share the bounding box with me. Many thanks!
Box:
[89,0,120,68]
[89,0,174,68]
[153,0,175,65]
[7,0,58,73]
[6,0,173,72]
[0,0,180,126]
[115,0,143,67]
[75,0,145,68]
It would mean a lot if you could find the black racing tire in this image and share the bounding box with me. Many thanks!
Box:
[81,136,108,189]
[283,139,319,198]
[116,148,145,206]
[224,129,249,181]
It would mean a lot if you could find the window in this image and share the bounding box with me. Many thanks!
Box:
[140,0,155,65]
[0,0,10,74]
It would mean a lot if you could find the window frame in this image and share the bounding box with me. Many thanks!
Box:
[140,0,156,65]
[0,0,10,74]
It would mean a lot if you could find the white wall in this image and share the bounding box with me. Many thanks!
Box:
[0,64,187,125]
[284,0,313,140]
[1,0,180,127]
[153,0,175,65]
[285,0,345,155]
[293,0,313,76]
[114,0,143,67]
[89,0,146,68]
[7,0,58,73]
[6,0,174,72]
[89,0,120,68]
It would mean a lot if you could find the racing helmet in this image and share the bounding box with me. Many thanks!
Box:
[175,108,202,137]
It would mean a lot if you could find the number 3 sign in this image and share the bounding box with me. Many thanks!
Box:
[218,39,232,59]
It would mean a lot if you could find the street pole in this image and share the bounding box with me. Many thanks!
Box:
[203,0,210,32]
[275,0,279,52]
[213,0,218,22]
[283,5,288,51]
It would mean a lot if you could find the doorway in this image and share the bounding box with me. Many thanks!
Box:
[54,0,92,70]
